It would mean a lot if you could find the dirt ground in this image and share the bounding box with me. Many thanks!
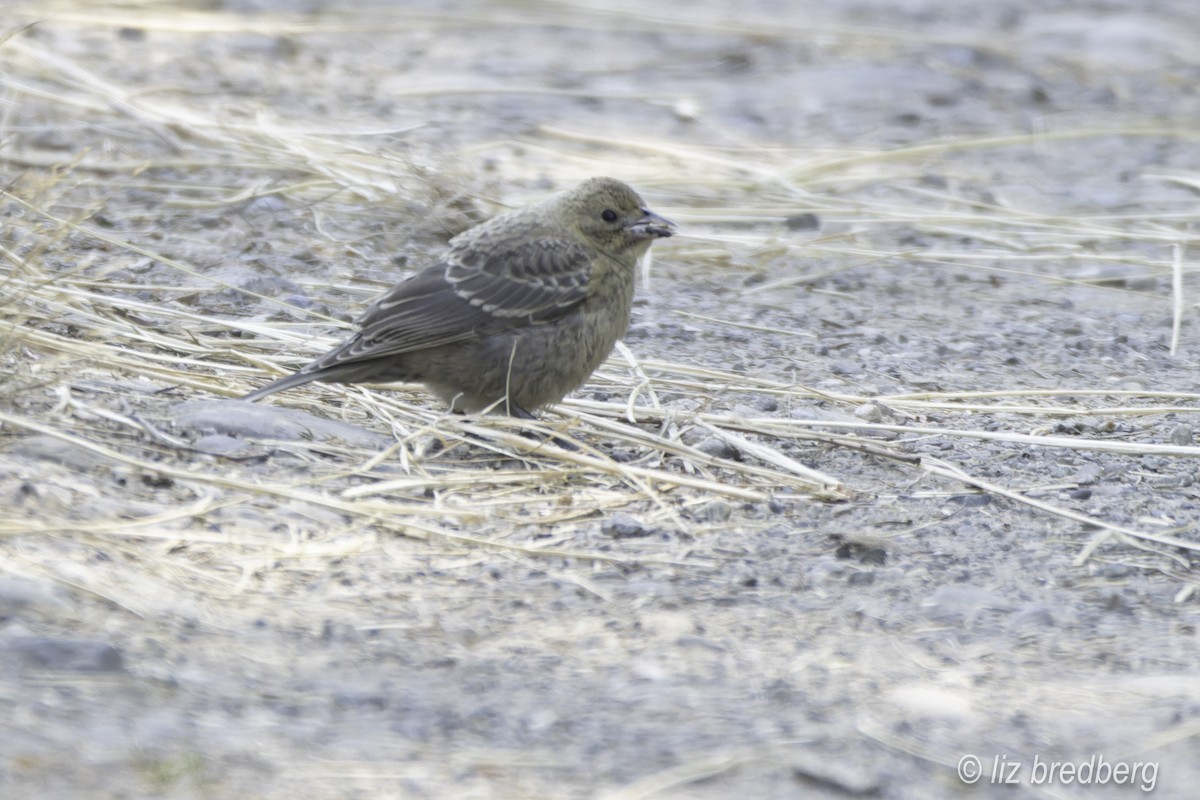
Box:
[3,1,1200,798]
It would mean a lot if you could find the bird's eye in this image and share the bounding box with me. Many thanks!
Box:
[601,209,619,223]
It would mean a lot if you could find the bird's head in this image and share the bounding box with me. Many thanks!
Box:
[563,177,675,253]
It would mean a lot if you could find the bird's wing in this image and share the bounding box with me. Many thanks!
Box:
[444,237,594,318]
[306,238,594,371]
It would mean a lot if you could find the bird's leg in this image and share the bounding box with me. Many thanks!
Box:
[496,400,579,451]
[509,403,535,419]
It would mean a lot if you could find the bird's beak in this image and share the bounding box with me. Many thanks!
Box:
[629,208,676,240]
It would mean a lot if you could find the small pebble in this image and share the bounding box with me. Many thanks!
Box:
[602,513,651,538]
[698,499,733,523]
[854,402,884,422]
[694,437,740,460]
[1008,604,1056,631]
[1170,424,1194,446]
[784,213,821,231]
[754,395,779,412]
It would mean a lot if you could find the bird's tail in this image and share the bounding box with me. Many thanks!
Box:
[240,370,322,402]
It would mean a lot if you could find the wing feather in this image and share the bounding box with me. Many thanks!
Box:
[446,238,593,317]
[303,237,594,374]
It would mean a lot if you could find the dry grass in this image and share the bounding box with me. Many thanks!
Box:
[2,1,1199,615]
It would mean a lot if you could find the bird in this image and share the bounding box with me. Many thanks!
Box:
[241,177,675,417]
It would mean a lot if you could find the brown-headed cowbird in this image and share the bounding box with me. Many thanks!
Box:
[242,177,674,416]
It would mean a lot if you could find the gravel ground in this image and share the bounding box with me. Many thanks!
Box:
[2,1,1199,798]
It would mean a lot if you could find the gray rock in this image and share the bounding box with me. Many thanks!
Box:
[171,400,389,448]
[0,578,71,617]
[4,636,124,673]
[601,513,652,538]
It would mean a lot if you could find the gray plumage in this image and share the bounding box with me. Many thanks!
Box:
[241,177,674,415]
